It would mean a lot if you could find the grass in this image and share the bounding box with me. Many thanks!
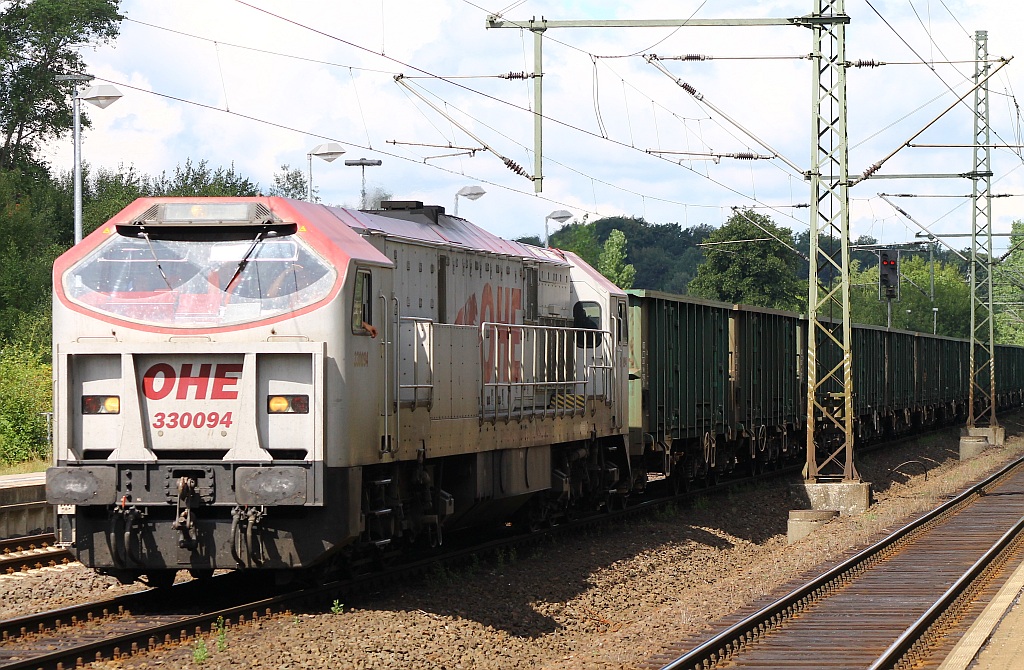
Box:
[0,458,48,476]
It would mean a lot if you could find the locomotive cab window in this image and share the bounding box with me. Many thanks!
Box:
[574,301,602,348]
[62,228,335,327]
[352,269,374,335]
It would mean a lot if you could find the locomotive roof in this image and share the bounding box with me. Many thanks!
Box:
[339,200,570,267]
[93,196,569,269]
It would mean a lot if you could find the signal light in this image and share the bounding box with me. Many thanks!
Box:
[82,395,120,414]
[267,395,309,414]
[878,250,899,298]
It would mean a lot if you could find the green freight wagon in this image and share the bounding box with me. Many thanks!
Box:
[627,290,731,487]
[915,333,942,423]
[995,344,1024,407]
[851,324,887,436]
[888,329,917,431]
[730,304,803,469]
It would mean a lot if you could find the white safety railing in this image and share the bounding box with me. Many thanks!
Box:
[479,322,615,424]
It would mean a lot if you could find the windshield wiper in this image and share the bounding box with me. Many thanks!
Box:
[222,229,266,292]
[138,227,174,291]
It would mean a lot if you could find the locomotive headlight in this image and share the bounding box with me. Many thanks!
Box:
[267,395,309,414]
[82,395,120,414]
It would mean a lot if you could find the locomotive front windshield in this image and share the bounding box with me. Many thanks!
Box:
[64,230,337,327]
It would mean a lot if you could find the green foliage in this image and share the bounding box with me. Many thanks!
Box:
[552,219,600,267]
[0,170,63,340]
[597,229,636,288]
[215,616,227,651]
[192,637,209,664]
[687,209,804,310]
[849,254,969,336]
[0,0,122,170]
[330,599,344,615]
[149,158,260,198]
[549,215,712,292]
[268,163,310,201]
[994,221,1024,345]
[514,235,543,247]
[0,345,52,465]
[65,160,261,237]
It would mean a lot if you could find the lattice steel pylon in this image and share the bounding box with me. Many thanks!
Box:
[804,0,858,482]
[968,30,998,432]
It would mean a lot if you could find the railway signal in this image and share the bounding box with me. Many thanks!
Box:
[879,250,899,299]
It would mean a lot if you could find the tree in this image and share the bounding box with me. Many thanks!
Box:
[0,170,63,341]
[551,218,600,267]
[549,215,712,293]
[597,229,636,288]
[515,235,543,247]
[149,159,259,197]
[994,220,1024,344]
[687,209,804,310]
[848,254,969,336]
[0,0,123,170]
[267,164,309,200]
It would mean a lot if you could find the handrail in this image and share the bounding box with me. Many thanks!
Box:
[378,293,390,456]
[479,321,615,423]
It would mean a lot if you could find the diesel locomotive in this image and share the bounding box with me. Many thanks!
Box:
[47,197,630,586]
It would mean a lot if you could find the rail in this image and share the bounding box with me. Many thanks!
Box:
[480,322,614,424]
[658,454,1024,670]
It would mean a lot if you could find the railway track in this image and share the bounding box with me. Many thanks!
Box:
[0,534,72,575]
[646,454,1024,670]
[0,424,996,670]
[0,457,778,670]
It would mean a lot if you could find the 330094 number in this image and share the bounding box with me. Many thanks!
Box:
[152,411,233,429]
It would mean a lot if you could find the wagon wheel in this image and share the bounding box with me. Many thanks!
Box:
[669,458,690,496]
[702,432,718,486]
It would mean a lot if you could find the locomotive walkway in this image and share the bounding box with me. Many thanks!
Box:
[647,455,1024,670]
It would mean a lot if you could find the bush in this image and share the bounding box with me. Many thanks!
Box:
[0,345,52,464]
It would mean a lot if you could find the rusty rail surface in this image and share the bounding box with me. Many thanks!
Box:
[651,455,1024,670]
[0,534,72,575]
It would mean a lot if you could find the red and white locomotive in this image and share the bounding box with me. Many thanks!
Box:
[47,197,630,585]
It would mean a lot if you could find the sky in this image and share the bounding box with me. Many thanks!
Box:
[38,0,1024,254]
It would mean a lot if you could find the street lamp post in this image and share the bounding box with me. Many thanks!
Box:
[454,185,485,216]
[544,210,572,248]
[345,158,383,209]
[933,307,939,334]
[307,142,346,202]
[58,75,122,243]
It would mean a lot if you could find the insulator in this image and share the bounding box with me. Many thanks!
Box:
[503,157,529,177]
[734,152,756,160]
[502,71,531,80]
[851,59,880,68]
[862,162,882,179]
[682,54,707,61]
